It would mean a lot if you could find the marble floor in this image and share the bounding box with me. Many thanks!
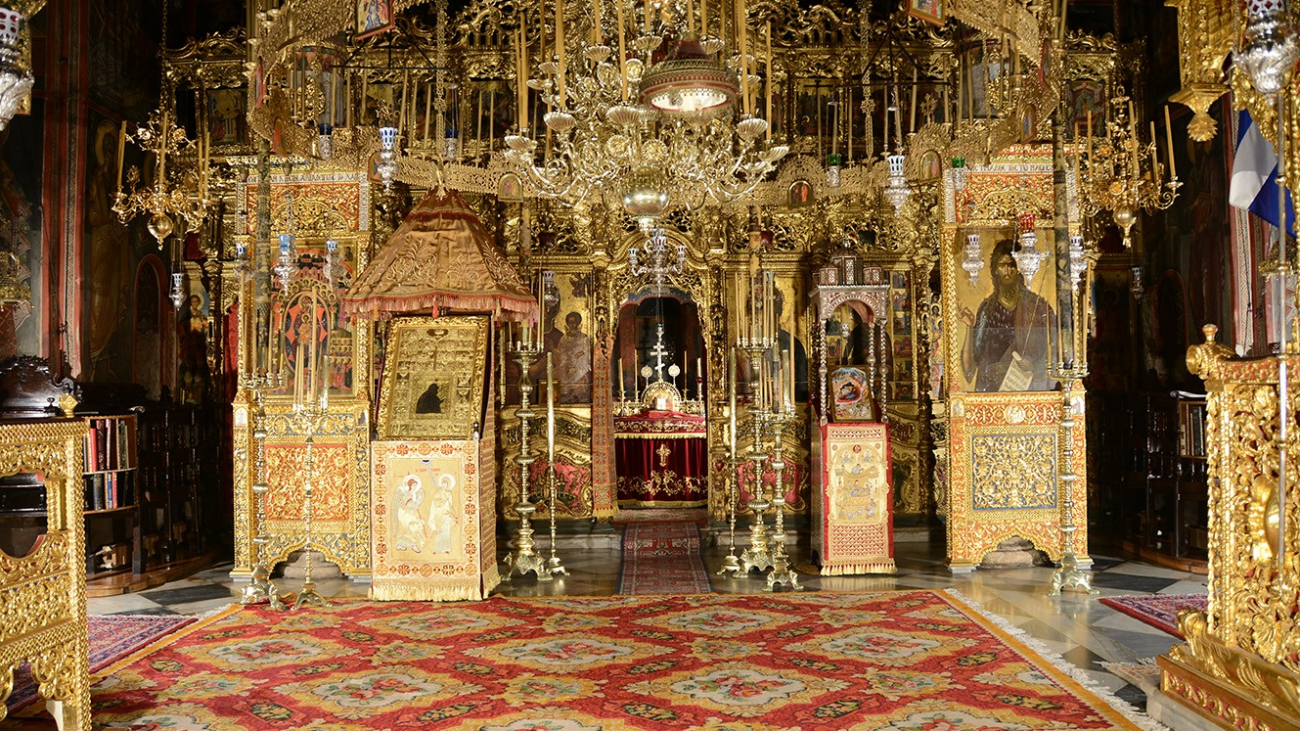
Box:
[79,532,1203,724]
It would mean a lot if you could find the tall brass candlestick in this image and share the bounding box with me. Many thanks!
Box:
[718,345,743,576]
[545,352,567,575]
[765,406,798,591]
[504,342,550,580]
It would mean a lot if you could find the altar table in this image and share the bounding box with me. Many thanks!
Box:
[614,411,707,507]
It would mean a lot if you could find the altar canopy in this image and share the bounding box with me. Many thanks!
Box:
[615,411,708,507]
[342,190,537,322]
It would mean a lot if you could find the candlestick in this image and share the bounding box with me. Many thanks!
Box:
[399,70,410,136]
[516,29,527,129]
[158,106,168,184]
[1086,109,1093,170]
[425,80,433,141]
[1127,99,1139,175]
[765,22,773,139]
[729,346,737,453]
[618,0,628,101]
[556,0,566,108]
[1149,121,1159,183]
[739,13,750,117]
[1164,104,1176,179]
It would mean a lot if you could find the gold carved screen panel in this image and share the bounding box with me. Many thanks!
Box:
[232,402,372,578]
[946,390,1088,570]
[0,419,91,730]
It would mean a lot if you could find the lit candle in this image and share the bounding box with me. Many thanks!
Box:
[547,351,555,456]
[1164,104,1177,180]
[116,120,126,191]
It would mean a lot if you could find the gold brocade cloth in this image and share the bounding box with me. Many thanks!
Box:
[342,190,537,322]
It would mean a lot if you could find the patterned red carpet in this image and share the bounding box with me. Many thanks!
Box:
[63,591,1154,730]
[5,614,195,714]
[616,521,711,595]
[1099,593,1208,638]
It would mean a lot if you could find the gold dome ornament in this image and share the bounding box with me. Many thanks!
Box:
[147,212,174,246]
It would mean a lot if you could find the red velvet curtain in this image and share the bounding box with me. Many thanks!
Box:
[615,435,708,507]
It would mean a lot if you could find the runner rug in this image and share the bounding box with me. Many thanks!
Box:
[5,613,195,713]
[39,591,1161,731]
[1099,593,1208,638]
[616,521,711,595]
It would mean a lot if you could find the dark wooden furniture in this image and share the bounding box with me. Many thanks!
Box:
[1094,390,1208,572]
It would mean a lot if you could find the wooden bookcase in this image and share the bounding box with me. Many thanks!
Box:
[81,413,142,595]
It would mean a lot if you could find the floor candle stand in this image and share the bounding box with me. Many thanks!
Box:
[240,374,287,611]
[291,400,330,610]
[766,405,799,591]
[504,340,550,580]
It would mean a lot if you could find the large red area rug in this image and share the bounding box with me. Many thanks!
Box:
[64,591,1158,730]
[616,521,711,595]
[1099,593,1208,639]
[5,614,195,714]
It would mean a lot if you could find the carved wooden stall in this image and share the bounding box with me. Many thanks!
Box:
[1161,329,1300,730]
[0,359,90,731]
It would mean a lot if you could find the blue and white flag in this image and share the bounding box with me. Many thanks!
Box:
[1230,109,1296,235]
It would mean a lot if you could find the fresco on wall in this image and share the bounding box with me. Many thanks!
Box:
[86,113,134,381]
[0,112,42,358]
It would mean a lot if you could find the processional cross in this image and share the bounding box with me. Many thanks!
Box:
[649,324,670,383]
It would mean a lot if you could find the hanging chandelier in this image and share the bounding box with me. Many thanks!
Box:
[0,7,33,132]
[628,227,685,286]
[1078,95,1180,248]
[114,0,211,247]
[503,0,787,228]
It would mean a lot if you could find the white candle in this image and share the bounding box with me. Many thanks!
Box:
[547,351,555,456]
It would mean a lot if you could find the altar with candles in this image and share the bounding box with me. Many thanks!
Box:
[613,307,710,508]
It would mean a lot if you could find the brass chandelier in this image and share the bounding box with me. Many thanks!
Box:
[503,0,787,229]
[1078,95,1180,248]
